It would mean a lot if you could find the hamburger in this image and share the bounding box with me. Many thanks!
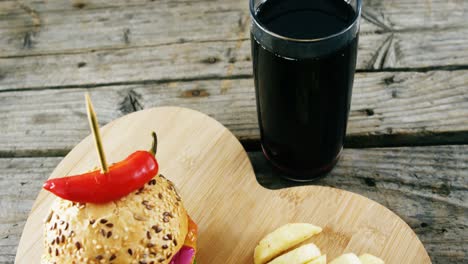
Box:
[42,173,197,264]
[41,96,197,264]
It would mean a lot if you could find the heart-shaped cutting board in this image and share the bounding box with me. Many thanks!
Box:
[16,107,430,263]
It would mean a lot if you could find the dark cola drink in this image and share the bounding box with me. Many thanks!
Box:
[250,0,361,180]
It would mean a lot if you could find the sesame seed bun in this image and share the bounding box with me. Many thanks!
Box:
[41,174,188,264]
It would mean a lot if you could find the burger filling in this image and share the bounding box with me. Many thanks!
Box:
[170,216,198,264]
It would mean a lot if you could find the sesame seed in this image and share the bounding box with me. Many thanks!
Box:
[136,187,144,194]
[146,231,151,239]
[158,258,165,263]
[75,242,82,250]
[162,245,168,249]
[163,216,169,223]
[64,223,69,230]
[46,211,53,223]
[48,247,52,254]
[55,248,59,256]
[110,254,116,261]
[90,219,96,225]
[151,225,162,233]
[163,212,173,218]
[139,261,147,264]
[158,193,163,199]
[56,237,60,244]
[134,215,145,221]
[147,243,155,248]
[101,229,106,237]
[100,219,108,224]
[96,255,104,260]
[61,235,65,243]
[173,239,177,246]
[106,223,114,228]
[166,252,172,259]
[107,231,112,238]
[128,249,133,255]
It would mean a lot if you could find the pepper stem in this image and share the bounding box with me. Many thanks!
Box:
[149,131,158,156]
[85,93,109,173]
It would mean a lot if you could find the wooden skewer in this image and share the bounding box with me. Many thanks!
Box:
[85,92,109,173]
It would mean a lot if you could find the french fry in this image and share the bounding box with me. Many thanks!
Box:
[254,223,322,264]
[267,243,321,264]
[305,254,327,264]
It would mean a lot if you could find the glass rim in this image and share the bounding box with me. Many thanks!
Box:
[249,0,362,43]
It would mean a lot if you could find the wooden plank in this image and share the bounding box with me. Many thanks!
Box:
[361,0,468,31]
[0,157,62,264]
[0,70,467,155]
[0,0,381,58]
[0,34,388,90]
[1,0,466,57]
[1,0,467,90]
[0,0,251,57]
[378,29,468,69]
[2,25,468,90]
[1,145,467,262]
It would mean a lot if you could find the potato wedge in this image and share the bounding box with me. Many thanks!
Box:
[305,254,327,264]
[267,243,321,264]
[254,223,322,264]
[329,253,362,264]
[359,254,384,264]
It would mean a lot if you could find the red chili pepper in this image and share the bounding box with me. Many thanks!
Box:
[43,132,159,204]
[43,151,158,203]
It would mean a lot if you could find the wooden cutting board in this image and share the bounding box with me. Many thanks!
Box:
[16,107,430,264]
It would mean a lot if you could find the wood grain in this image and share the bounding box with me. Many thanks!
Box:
[1,0,466,57]
[2,146,466,263]
[0,34,389,91]
[15,107,430,263]
[1,0,468,90]
[0,0,250,57]
[1,70,467,156]
[2,27,468,90]
[361,0,468,30]
[252,146,468,263]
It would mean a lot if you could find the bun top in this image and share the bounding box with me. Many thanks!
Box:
[42,174,188,264]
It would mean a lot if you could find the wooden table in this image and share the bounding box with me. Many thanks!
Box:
[0,0,466,263]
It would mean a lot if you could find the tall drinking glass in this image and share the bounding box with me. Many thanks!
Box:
[250,0,362,181]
